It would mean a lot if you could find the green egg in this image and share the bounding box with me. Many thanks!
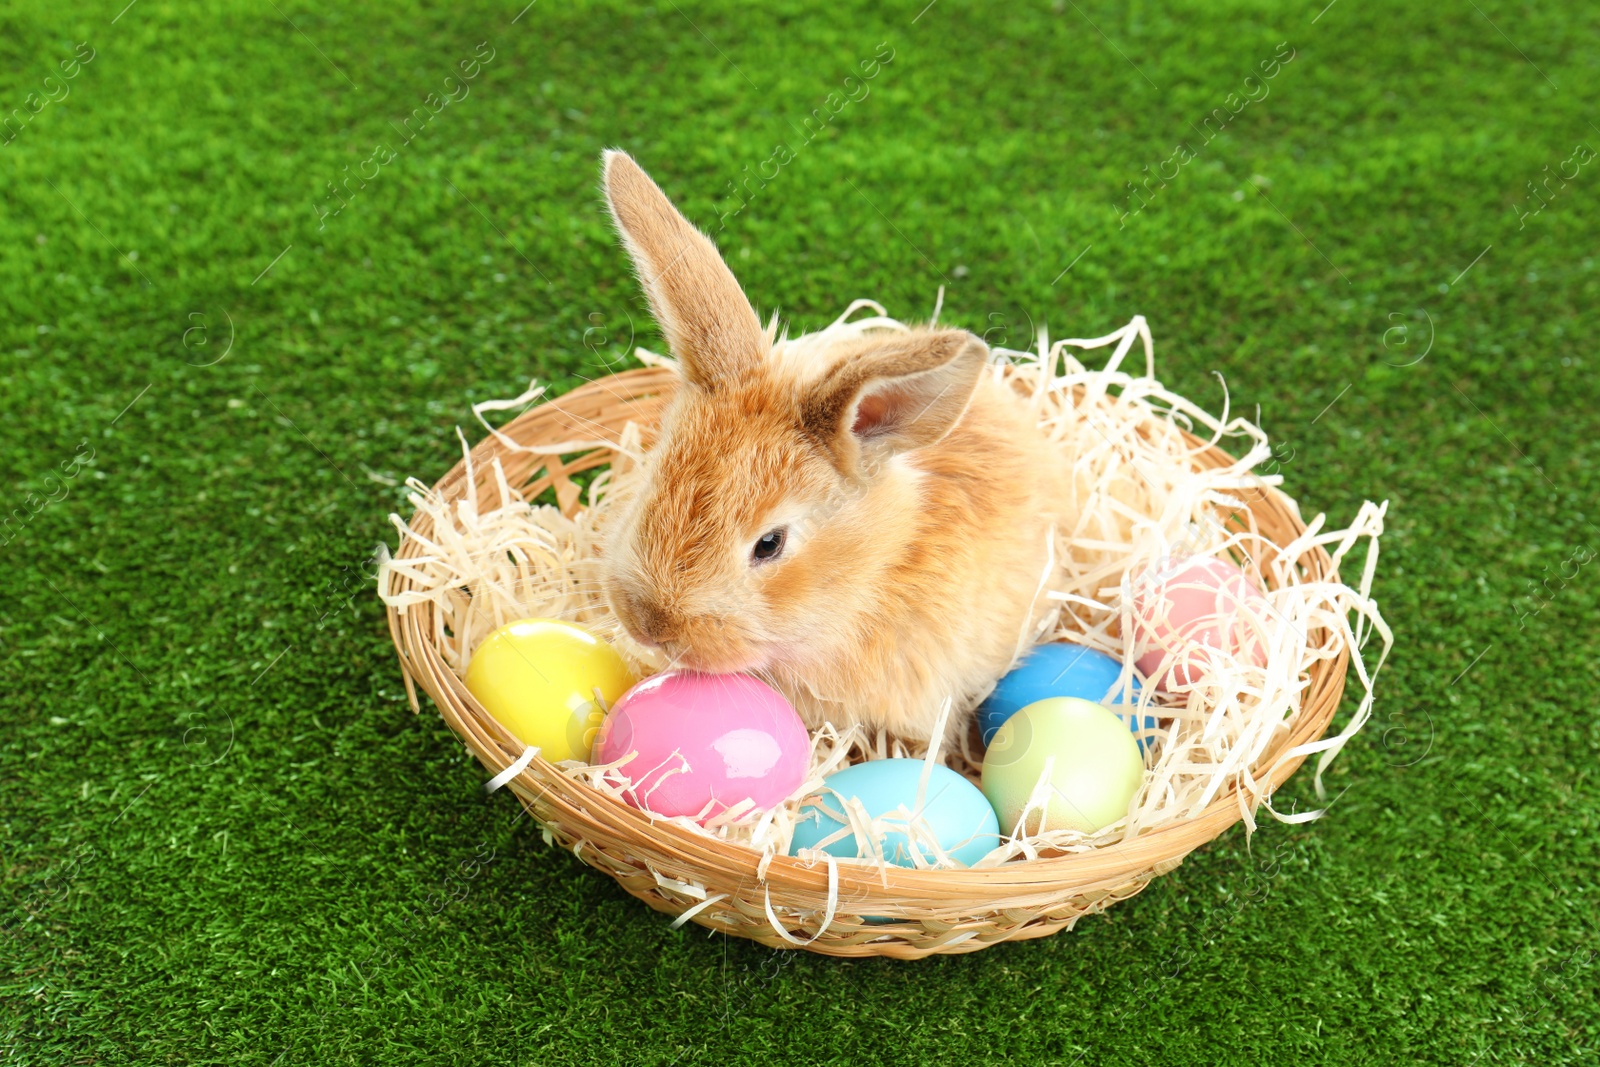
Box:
[980,697,1146,836]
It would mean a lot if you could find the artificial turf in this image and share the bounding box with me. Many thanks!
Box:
[3,0,1598,1063]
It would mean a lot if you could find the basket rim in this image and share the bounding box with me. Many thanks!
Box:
[382,365,1352,893]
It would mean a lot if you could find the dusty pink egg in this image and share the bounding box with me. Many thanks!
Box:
[591,670,811,823]
[1131,555,1270,691]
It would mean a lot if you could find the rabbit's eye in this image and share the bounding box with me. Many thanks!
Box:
[751,527,787,563]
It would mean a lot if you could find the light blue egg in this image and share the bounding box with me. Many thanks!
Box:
[789,759,1000,868]
[978,642,1160,751]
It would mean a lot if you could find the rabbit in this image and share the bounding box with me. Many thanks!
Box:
[597,149,1068,747]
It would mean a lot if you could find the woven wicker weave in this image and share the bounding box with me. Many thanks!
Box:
[382,366,1350,959]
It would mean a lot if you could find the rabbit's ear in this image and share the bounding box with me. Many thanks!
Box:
[602,150,765,391]
[801,329,988,472]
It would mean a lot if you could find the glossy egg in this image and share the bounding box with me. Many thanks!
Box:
[977,642,1159,752]
[789,759,1001,868]
[591,670,810,823]
[464,618,634,763]
[980,697,1145,836]
[1131,555,1270,691]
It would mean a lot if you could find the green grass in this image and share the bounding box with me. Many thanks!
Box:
[3,0,1598,1063]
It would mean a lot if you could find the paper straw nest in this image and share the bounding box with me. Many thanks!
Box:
[378,302,1390,957]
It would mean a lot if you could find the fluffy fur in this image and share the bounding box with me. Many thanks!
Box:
[598,149,1067,744]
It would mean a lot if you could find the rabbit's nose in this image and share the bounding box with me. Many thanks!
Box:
[622,593,674,648]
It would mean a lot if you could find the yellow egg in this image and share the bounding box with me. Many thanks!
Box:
[463,618,634,762]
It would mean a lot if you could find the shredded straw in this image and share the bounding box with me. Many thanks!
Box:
[379,302,1391,879]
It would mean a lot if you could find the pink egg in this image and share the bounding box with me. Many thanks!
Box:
[1131,555,1271,691]
[591,670,811,823]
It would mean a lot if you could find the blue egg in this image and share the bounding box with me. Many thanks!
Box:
[789,759,1000,868]
[978,643,1160,751]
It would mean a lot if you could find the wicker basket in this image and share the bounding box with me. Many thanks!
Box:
[382,366,1351,959]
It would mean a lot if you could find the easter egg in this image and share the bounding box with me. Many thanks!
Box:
[1131,555,1270,691]
[790,759,1000,868]
[592,671,810,823]
[977,642,1160,752]
[980,697,1145,836]
[464,618,634,763]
